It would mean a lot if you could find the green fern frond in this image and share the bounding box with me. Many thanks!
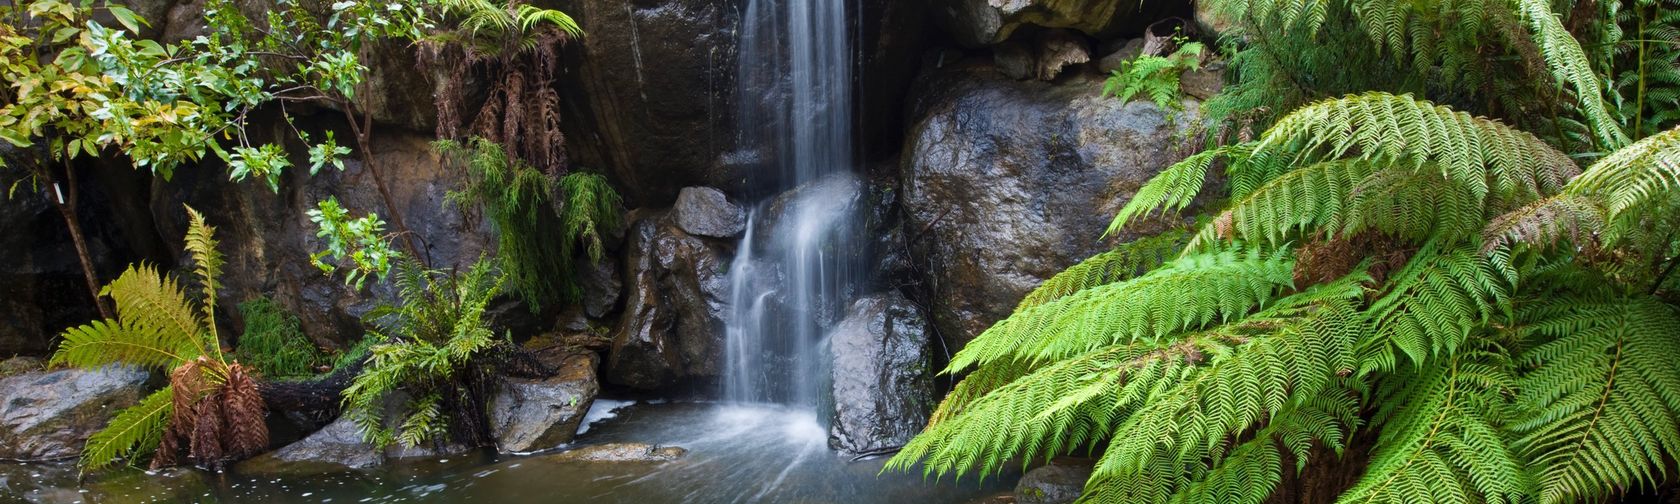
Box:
[1566,125,1680,218]
[51,264,205,371]
[1510,294,1680,504]
[1338,351,1531,504]
[80,387,173,472]
[558,171,623,265]
[949,245,1296,371]
[182,205,224,362]
[1509,0,1629,149]
[1109,144,1253,236]
[1363,241,1513,369]
[1016,230,1187,310]
[1191,159,1386,249]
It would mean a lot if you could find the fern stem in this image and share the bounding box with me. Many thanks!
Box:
[1634,4,1649,137]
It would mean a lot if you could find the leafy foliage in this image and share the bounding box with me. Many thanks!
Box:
[307,197,400,290]
[439,137,566,308]
[341,257,506,449]
[892,36,1680,501]
[235,298,328,379]
[1103,42,1205,110]
[51,207,267,471]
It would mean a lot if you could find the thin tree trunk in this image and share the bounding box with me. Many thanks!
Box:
[40,163,112,319]
[340,105,426,266]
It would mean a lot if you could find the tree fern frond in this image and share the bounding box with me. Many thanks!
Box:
[1338,352,1530,504]
[182,205,224,361]
[1192,159,1385,249]
[81,387,173,472]
[1363,241,1512,369]
[949,246,1296,371]
[1480,195,1605,253]
[1566,125,1680,217]
[51,320,195,371]
[1510,294,1680,504]
[1109,144,1253,236]
[1016,230,1187,311]
[1245,92,1579,203]
[1509,0,1629,149]
[103,264,207,354]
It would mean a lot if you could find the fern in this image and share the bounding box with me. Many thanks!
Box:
[439,137,567,309]
[1104,43,1205,110]
[558,171,623,265]
[1510,294,1680,504]
[1565,125,1680,217]
[235,298,327,378]
[79,387,173,471]
[949,245,1296,371]
[1016,230,1187,310]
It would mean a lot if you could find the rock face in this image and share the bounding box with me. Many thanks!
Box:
[255,417,383,470]
[151,131,494,347]
[1015,461,1094,504]
[553,0,931,206]
[0,366,149,461]
[547,443,687,463]
[607,216,730,390]
[934,0,1175,47]
[901,63,1204,349]
[491,353,600,453]
[827,292,935,455]
[673,187,746,238]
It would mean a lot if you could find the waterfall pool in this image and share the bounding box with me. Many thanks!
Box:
[0,401,1017,503]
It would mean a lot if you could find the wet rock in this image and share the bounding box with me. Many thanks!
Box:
[0,366,149,461]
[673,187,746,238]
[253,417,383,470]
[933,0,1172,47]
[1179,64,1225,100]
[1196,0,1241,39]
[758,173,867,256]
[607,216,729,390]
[827,292,934,455]
[579,255,623,319]
[1096,38,1145,73]
[994,40,1036,80]
[901,65,1206,350]
[1035,30,1090,81]
[547,443,687,463]
[1015,460,1094,504]
[491,353,600,453]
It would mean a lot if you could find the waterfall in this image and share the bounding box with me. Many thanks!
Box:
[724,0,858,411]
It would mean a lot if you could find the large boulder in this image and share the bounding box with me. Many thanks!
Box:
[490,353,600,453]
[151,130,494,347]
[249,417,383,470]
[827,292,935,455]
[933,0,1183,47]
[900,62,1205,349]
[607,215,730,390]
[0,366,150,461]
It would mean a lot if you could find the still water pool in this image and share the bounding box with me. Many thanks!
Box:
[0,401,1016,503]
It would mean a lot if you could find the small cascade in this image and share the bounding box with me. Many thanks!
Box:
[723,0,861,413]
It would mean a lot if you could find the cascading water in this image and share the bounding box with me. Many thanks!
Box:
[724,0,860,413]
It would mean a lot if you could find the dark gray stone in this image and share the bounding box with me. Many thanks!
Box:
[1015,461,1094,504]
[901,65,1206,350]
[579,255,623,320]
[1035,30,1090,81]
[933,0,1170,47]
[1096,38,1145,74]
[546,443,687,463]
[673,187,746,238]
[606,216,729,390]
[827,292,935,455]
[0,366,149,461]
[491,353,600,453]
[254,418,383,470]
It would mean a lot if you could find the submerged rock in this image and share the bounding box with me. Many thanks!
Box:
[900,63,1206,350]
[547,442,687,463]
[607,216,729,390]
[491,353,600,453]
[0,366,149,461]
[1015,460,1094,504]
[673,187,746,238]
[827,292,934,455]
